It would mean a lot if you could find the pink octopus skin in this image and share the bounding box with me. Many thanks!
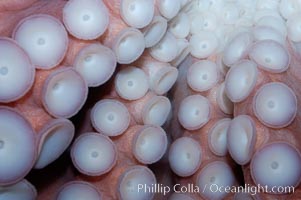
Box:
[0,0,300,200]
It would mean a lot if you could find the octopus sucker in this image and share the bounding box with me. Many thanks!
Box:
[0,0,300,199]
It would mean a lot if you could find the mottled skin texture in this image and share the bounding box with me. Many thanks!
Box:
[0,0,301,200]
